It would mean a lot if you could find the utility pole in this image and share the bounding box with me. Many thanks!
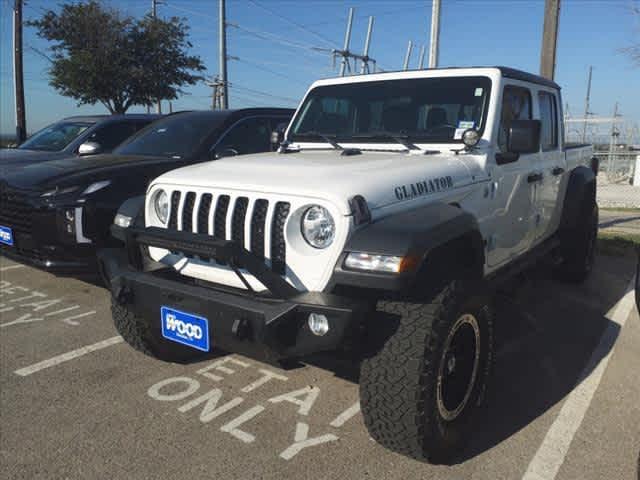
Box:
[403,41,413,70]
[418,45,426,69]
[360,16,374,74]
[582,66,593,143]
[540,0,561,80]
[339,7,354,76]
[152,0,162,114]
[13,0,26,143]
[607,102,621,176]
[219,0,229,108]
[428,0,441,68]
[206,76,226,110]
[314,8,376,75]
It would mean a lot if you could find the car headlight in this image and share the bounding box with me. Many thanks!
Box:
[40,186,80,197]
[153,189,169,224]
[301,205,335,249]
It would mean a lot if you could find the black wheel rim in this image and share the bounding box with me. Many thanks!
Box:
[437,314,481,421]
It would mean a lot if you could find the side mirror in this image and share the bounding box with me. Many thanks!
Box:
[271,122,288,150]
[78,142,102,156]
[508,120,541,154]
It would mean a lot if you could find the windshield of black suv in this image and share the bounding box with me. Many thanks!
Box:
[18,121,92,151]
[290,76,491,145]
[115,112,224,159]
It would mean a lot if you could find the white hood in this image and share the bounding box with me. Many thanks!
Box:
[151,149,487,216]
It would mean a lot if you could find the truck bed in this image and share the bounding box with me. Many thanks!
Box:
[565,143,593,171]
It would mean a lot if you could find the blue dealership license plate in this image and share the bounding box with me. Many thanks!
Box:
[161,306,210,352]
[0,225,13,246]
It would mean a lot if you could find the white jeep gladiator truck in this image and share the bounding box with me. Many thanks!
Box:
[100,67,597,462]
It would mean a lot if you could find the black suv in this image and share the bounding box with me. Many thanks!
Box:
[0,114,161,174]
[0,108,294,273]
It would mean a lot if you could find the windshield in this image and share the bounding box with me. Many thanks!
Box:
[19,122,92,152]
[291,76,491,145]
[114,113,222,159]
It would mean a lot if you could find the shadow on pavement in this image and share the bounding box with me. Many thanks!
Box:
[304,254,634,465]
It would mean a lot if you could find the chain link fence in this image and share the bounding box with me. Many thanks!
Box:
[594,152,640,209]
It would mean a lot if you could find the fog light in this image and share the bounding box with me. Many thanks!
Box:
[308,313,329,336]
[344,252,404,273]
[114,213,133,228]
[65,209,75,222]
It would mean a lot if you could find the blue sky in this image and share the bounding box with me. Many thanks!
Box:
[0,0,639,136]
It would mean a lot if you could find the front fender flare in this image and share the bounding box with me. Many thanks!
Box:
[330,202,485,294]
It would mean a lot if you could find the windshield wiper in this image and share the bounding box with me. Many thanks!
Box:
[296,131,343,150]
[352,131,420,151]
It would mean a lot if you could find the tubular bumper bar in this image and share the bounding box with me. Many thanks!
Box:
[100,226,366,361]
[125,226,298,299]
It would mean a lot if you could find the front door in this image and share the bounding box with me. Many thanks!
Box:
[487,84,541,268]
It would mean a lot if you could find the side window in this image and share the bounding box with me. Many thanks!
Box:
[88,122,140,151]
[538,91,558,151]
[498,86,532,152]
[215,118,272,155]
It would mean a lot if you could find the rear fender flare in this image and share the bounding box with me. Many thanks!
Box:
[560,165,596,231]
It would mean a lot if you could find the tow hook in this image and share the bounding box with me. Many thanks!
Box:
[232,318,251,340]
[111,277,133,305]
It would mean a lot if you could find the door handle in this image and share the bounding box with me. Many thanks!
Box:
[552,166,565,176]
[527,172,543,183]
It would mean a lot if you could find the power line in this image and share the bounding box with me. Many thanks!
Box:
[163,2,217,21]
[228,23,325,56]
[234,58,308,85]
[230,84,299,103]
[246,0,338,48]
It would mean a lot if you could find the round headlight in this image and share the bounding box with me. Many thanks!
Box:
[154,189,169,224]
[462,128,480,148]
[301,205,335,249]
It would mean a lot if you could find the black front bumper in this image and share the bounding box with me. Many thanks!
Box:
[99,227,367,361]
[0,189,98,273]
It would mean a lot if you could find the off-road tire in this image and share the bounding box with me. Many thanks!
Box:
[557,202,598,283]
[359,281,493,464]
[111,298,204,363]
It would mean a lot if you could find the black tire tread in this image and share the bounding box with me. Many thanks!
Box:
[360,281,490,462]
[111,299,201,363]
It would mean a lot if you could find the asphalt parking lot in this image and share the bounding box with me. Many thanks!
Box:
[0,254,638,480]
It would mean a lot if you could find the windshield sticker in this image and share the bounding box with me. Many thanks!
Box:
[454,128,466,139]
[474,88,483,97]
[458,121,475,129]
[394,176,454,201]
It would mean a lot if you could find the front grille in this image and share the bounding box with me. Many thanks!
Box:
[165,190,291,275]
[271,202,290,275]
[0,187,34,235]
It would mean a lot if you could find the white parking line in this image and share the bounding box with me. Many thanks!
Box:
[0,265,25,272]
[14,336,124,377]
[61,310,96,325]
[522,277,636,480]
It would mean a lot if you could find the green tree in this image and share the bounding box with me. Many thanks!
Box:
[28,1,205,113]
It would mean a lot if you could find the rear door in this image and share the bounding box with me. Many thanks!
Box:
[487,84,541,268]
[534,89,566,242]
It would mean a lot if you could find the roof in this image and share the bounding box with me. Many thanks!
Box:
[166,108,295,119]
[62,114,163,123]
[319,66,561,90]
